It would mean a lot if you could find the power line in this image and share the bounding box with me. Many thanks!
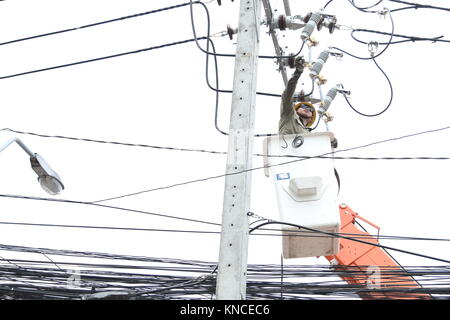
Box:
[351,28,449,45]
[0,128,228,155]
[249,220,450,264]
[89,125,450,203]
[189,0,306,60]
[0,2,195,46]
[1,220,450,243]
[388,0,450,12]
[0,193,221,227]
[331,8,395,60]
[0,37,206,80]
[0,242,448,299]
[340,56,394,117]
[0,220,220,235]
[2,128,448,160]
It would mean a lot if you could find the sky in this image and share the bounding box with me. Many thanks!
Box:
[0,0,449,285]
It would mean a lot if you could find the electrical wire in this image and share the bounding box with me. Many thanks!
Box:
[89,125,450,203]
[189,0,306,60]
[203,37,306,136]
[347,0,450,14]
[1,220,450,243]
[0,2,195,46]
[388,0,450,13]
[331,8,395,60]
[323,0,335,10]
[348,0,384,13]
[351,28,449,45]
[0,220,221,235]
[192,1,301,137]
[204,37,281,98]
[0,128,228,156]
[341,56,394,117]
[0,193,221,228]
[0,243,448,299]
[248,220,450,264]
[0,37,206,80]
[2,128,449,161]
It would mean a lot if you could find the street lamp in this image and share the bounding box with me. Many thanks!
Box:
[0,137,64,195]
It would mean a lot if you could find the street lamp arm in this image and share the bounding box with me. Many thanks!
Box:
[0,137,64,195]
[0,137,35,157]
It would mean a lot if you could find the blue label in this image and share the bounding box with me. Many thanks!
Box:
[276,173,290,180]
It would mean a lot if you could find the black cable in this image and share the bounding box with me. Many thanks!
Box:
[2,128,449,160]
[0,221,221,235]
[309,114,323,131]
[0,128,228,155]
[280,255,284,300]
[0,37,206,80]
[0,194,221,227]
[249,221,450,264]
[189,0,306,60]
[351,28,448,45]
[203,37,227,135]
[388,0,450,13]
[0,243,448,299]
[341,56,393,117]
[348,0,384,13]
[323,0,335,10]
[89,124,450,203]
[204,38,281,97]
[0,2,194,46]
[331,9,395,60]
[193,2,287,137]
[1,219,450,243]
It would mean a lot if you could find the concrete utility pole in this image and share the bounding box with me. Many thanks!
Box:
[216,0,261,300]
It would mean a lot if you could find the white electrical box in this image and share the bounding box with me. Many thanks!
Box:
[263,132,340,259]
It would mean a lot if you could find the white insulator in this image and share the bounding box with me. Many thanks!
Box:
[319,86,338,114]
[310,50,330,78]
[301,11,321,41]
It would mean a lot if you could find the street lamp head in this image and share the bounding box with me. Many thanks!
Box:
[30,154,64,195]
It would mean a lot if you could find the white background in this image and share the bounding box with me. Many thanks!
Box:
[0,0,448,278]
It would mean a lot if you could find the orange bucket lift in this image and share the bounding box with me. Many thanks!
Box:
[325,204,431,300]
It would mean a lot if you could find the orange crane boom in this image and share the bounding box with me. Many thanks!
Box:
[325,204,431,299]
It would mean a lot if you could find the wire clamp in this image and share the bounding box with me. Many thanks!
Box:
[377,7,390,18]
[368,41,379,56]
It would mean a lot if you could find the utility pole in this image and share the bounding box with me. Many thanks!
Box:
[216,0,261,300]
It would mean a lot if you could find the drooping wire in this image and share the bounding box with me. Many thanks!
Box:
[331,8,395,60]
[189,0,306,60]
[341,56,393,117]
[348,0,384,13]
[191,0,303,136]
